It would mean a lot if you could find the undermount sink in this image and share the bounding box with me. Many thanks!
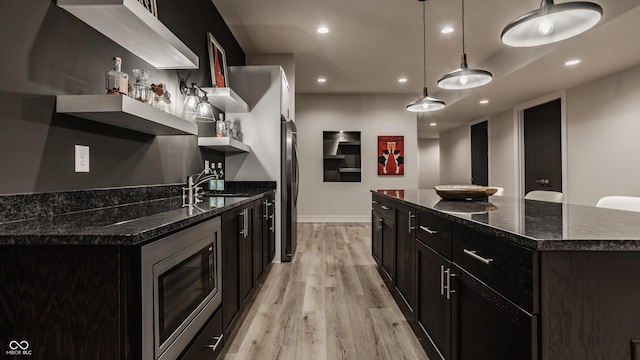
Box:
[202,192,249,197]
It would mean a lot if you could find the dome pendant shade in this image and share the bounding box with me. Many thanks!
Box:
[406,87,446,112]
[501,0,603,47]
[438,54,493,90]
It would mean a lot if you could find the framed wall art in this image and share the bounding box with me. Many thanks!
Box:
[207,32,228,88]
[378,136,404,175]
[137,0,157,17]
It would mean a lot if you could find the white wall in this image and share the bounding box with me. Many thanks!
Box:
[418,139,440,189]
[439,125,471,185]
[296,93,418,221]
[566,64,640,205]
[488,110,518,197]
[439,63,640,205]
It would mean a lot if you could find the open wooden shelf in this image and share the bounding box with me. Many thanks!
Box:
[57,0,198,69]
[56,95,198,135]
[198,137,251,154]
[200,87,250,113]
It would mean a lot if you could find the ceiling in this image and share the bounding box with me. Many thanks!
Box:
[212,0,640,137]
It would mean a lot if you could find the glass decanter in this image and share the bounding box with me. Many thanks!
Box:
[131,68,152,104]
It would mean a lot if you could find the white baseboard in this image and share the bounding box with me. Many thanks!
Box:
[298,215,370,223]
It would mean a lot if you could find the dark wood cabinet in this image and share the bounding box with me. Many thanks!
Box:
[240,204,255,304]
[180,308,224,360]
[395,203,416,317]
[372,211,383,264]
[380,212,395,285]
[258,194,276,278]
[451,265,534,360]
[221,209,242,335]
[415,238,452,360]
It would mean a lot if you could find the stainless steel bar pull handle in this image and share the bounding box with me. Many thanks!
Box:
[419,226,438,235]
[372,200,378,204]
[269,214,275,231]
[440,265,445,296]
[446,269,456,300]
[463,249,493,265]
[377,218,383,230]
[205,334,224,352]
[381,205,390,210]
[408,211,416,234]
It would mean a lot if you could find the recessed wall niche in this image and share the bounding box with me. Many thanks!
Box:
[323,131,361,182]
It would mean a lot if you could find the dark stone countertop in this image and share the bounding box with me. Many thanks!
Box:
[0,190,274,246]
[373,189,640,251]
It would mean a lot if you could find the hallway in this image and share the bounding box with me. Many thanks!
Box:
[222,222,429,360]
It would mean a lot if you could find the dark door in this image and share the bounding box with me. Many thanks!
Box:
[415,240,452,360]
[221,210,241,334]
[372,211,383,264]
[253,200,264,283]
[451,265,534,360]
[240,205,254,304]
[471,121,488,186]
[396,205,416,317]
[524,99,562,194]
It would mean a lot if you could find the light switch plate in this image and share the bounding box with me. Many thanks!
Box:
[75,145,90,173]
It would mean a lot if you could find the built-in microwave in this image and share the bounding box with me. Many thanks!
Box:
[141,217,222,360]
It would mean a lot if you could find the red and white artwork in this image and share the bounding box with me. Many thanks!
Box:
[377,136,404,175]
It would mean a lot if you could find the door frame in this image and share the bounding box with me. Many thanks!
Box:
[515,91,568,200]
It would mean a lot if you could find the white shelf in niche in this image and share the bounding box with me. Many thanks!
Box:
[57,95,198,136]
[200,87,250,113]
[198,137,251,154]
[57,0,198,69]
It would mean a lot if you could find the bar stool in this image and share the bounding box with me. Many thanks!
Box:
[596,196,640,212]
[524,190,564,203]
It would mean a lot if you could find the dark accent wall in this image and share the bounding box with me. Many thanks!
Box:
[0,0,245,195]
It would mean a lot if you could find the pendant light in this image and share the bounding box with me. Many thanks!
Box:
[501,0,603,47]
[406,0,445,113]
[437,0,493,90]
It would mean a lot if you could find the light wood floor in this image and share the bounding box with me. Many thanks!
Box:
[222,222,430,360]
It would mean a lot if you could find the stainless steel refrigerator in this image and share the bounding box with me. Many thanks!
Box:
[225,65,297,262]
[281,119,298,262]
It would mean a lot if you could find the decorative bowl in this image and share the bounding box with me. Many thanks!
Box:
[434,200,498,214]
[433,185,498,201]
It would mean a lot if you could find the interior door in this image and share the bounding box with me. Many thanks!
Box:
[523,99,562,194]
[471,121,488,186]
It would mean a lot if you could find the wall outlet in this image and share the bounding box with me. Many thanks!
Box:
[75,145,90,173]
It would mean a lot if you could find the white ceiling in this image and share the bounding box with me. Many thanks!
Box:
[212,0,640,137]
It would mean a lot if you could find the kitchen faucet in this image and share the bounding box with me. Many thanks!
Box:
[182,167,217,207]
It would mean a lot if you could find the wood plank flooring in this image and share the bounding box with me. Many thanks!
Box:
[221,223,429,360]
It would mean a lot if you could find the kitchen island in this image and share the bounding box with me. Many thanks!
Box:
[0,185,276,359]
[372,189,640,360]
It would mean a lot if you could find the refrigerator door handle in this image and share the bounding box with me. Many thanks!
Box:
[293,143,300,205]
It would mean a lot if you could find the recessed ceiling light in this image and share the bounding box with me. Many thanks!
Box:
[317,26,329,34]
[317,77,327,83]
[441,26,454,34]
[430,122,437,126]
[398,78,408,83]
[479,99,489,104]
[565,59,581,66]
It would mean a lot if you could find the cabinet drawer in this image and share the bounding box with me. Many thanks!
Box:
[180,307,224,360]
[371,196,396,220]
[416,210,452,259]
[453,224,534,312]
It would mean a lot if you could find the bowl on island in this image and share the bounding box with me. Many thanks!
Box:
[433,185,498,201]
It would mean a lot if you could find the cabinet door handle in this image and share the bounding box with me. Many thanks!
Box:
[408,211,416,234]
[205,334,224,352]
[419,226,438,235]
[463,249,493,265]
[446,269,456,300]
[440,265,445,296]
[381,205,390,210]
[372,200,378,204]
[270,214,275,232]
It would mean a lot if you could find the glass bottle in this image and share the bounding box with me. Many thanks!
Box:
[216,113,226,137]
[105,56,129,95]
[215,162,225,191]
[131,69,152,104]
